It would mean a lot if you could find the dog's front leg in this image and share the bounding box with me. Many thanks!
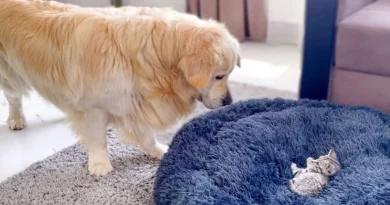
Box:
[117,127,139,144]
[70,110,112,176]
[132,125,169,159]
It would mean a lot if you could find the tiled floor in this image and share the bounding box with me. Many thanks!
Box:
[0,43,301,182]
[231,42,302,93]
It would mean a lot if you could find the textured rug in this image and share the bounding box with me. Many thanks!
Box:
[0,82,296,205]
[154,99,390,205]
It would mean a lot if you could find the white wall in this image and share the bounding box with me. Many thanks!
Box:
[59,0,111,7]
[267,0,305,23]
[125,0,305,46]
[57,0,186,12]
[265,0,306,47]
[122,0,186,12]
[57,0,305,46]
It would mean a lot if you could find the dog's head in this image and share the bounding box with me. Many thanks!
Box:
[178,22,240,109]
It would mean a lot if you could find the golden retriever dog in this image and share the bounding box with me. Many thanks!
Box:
[0,0,240,176]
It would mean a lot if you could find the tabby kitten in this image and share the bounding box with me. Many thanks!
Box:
[288,149,341,196]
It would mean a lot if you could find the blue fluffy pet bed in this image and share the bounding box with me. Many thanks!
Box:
[154,99,390,205]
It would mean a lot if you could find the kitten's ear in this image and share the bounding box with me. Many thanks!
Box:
[328,149,337,159]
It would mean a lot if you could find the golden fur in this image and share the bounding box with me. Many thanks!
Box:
[0,0,240,176]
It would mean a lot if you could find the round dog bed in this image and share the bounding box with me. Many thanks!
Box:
[154,99,390,205]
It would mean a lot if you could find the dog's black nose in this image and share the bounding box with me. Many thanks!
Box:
[222,91,232,106]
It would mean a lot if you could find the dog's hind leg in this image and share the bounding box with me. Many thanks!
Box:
[4,92,25,130]
[0,56,26,130]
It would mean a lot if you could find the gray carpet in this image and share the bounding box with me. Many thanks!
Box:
[0,82,296,205]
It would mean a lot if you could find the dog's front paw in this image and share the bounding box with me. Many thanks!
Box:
[88,150,113,176]
[88,161,113,176]
[7,117,26,130]
[149,143,169,159]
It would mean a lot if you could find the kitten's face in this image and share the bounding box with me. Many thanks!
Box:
[308,149,341,176]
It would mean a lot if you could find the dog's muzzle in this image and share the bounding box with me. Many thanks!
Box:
[221,91,233,106]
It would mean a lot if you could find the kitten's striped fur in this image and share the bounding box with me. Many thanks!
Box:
[289,149,341,196]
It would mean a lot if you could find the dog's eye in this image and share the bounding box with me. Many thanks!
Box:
[215,75,226,80]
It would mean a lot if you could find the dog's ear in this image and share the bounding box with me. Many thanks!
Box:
[178,55,212,89]
[236,55,241,68]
